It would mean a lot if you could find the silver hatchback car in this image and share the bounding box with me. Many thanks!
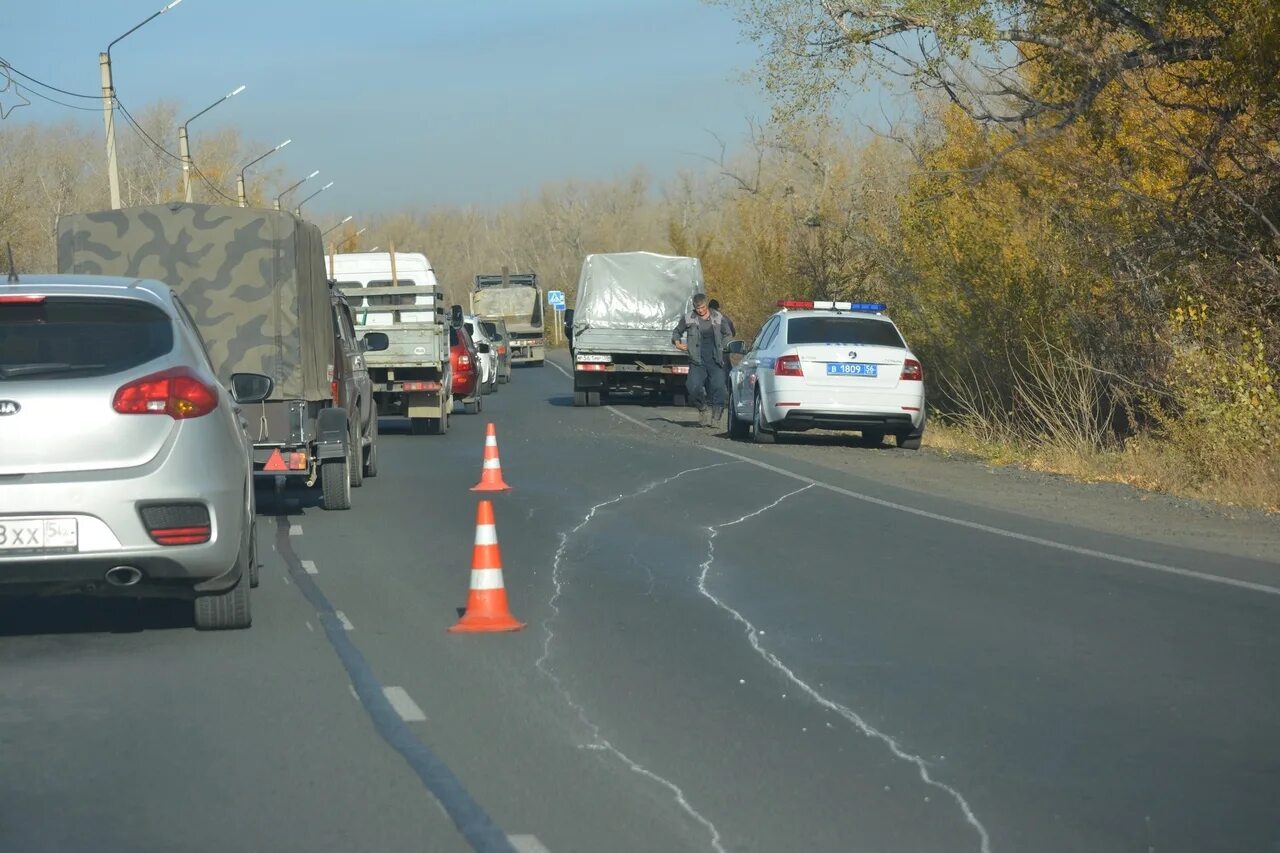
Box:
[0,275,273,630]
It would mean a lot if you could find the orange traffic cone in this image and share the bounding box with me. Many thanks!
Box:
[471,423,512,492]
[449,500,525,633]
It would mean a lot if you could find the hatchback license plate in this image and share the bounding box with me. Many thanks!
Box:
[0,518,78,553]
[826,362,878,377]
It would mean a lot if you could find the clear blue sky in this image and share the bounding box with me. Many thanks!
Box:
[4,0,784,216]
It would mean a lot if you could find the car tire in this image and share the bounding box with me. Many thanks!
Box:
[247,522,260,588]
[753,393,776,444]
[463,398,480,415]
[896,432,923,450]
[573,390,587,407]
[321,456,352,510]
[498,373,509,384]
[727,391,750,440]
[861,430,885,447]
[586,390,601,407]
[194,564,252,631]
[348,427,364,489]
[363,416,379,478]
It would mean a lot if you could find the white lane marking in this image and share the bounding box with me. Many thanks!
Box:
[704,445,1280,597]
[508,835,552,853]
[538,462,734,853]
[383,686,426,722]
[547,356,663,434]
[348,684,358,701]
[281,574,292,586]
[289,524,303,536]
[301,559,318,575]
[335,611,354,631]
[304,620,314,632]
[697,484,992,852]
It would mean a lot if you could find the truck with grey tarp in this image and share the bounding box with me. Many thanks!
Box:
[563,251,700,407]
[471,270,545,365]
[57,203,386,510]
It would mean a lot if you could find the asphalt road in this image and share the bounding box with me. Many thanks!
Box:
[3,353,1279,853]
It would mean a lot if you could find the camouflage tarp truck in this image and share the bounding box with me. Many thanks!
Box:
[329,252,453,435]
[57,203,380,510]
[564,252,700,407]
[471,271,545,365]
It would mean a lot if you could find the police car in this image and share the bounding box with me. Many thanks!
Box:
[727,300,925,448]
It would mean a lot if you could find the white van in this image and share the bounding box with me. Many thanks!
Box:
[327,252,439,325]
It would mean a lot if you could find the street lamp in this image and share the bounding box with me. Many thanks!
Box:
[322,216,354,238]
[339,227,367,251]
[237,138,290,207]
[179,84,245,203]
[294,181,334,216]
[100,0,185,209]
[275,170,319,211]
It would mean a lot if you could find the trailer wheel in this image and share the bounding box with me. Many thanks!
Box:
[321,456,352,510]
[573,391,587,407]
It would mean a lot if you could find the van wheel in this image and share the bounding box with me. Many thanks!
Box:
[322,456,352,510]
[753,393,776,444]
[363,417,379,478]
[194,572,251,631]
[348,428,364,488]
[574,391,587,407]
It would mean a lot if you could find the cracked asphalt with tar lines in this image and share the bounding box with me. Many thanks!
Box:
[3,352,1278,852]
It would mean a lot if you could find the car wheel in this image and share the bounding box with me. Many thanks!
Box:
[463,398,480,415]
[896,432,923,450]
[672,392,688,408]
[861,430,885,447]
[321,455,352,510]
[363,416,379,478]
[248,521,260,588]
[586,390,601,407]
[753,393,776,444]
[727,390,750,440]
[194,563,252,631]
[573,390,587,407]
[490,378,499,394]
[348,426,364,489]
[498,373,509,384]
[477,393,484,412]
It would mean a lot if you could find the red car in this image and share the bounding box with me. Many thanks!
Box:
[450,324,483,414]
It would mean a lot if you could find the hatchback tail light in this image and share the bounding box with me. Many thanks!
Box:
[773,355,804,377]
[113,367,218,419]
[139,504,211,546]
[901,359,924,381]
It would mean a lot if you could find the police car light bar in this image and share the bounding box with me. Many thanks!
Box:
[776,300,886,312]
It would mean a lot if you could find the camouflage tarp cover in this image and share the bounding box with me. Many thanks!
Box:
[57,203,332,401]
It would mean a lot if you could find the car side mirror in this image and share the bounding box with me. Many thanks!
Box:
[477,342,491,354]
[230,372,273,404]
[361,331,389,352]
[450,305,464,329]
[727,339,747,355]
[563,308,575,342]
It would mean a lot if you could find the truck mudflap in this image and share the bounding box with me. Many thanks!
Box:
[315,408,349,460]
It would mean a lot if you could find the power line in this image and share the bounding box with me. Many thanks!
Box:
[12,81,101,113]
[0,57,99,100]
[191,161,240,204]
[116,96,242,205]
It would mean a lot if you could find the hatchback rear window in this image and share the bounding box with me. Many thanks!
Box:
[480,321,500,339]
[0,297,173,380]
[786,317,905,348]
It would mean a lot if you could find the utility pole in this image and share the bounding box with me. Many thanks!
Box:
[178,125,191,202]
[99,52,121,210]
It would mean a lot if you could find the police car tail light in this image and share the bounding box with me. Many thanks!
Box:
[774,355,804,377]
[900,359,923,381]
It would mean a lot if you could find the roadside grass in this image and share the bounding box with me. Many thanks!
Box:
[924,419,1280,514]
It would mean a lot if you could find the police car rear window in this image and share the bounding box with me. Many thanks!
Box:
[786,317,904,348]
[0,297,173,380]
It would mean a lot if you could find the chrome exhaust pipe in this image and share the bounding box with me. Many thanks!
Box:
[105,566,143,587]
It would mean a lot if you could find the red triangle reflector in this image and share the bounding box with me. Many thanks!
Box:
[264,449,287,472]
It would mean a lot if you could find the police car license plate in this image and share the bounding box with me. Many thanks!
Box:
[0,518,78,553]
[826,362,877,377]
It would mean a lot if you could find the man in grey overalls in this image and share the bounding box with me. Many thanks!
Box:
[672,293,734,427]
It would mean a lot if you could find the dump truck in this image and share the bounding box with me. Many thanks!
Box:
[471,270,545,365]
[564,252,700,407]
[329,251,454,435]
[57,203,386,510]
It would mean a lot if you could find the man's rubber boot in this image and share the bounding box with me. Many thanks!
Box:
[711,407,724,428]
[697,407,710,427]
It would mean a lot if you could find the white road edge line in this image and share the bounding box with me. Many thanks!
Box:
[383,686,427,722]
[699,484,992,852]
[301,559,318,575]
[508,835,553,853]
[547,357,660,433]
[702,444,1280,597]
[335,611,354,631]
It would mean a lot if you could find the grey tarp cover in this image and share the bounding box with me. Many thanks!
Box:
[572,252,702,334]
[57,203,332,401]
